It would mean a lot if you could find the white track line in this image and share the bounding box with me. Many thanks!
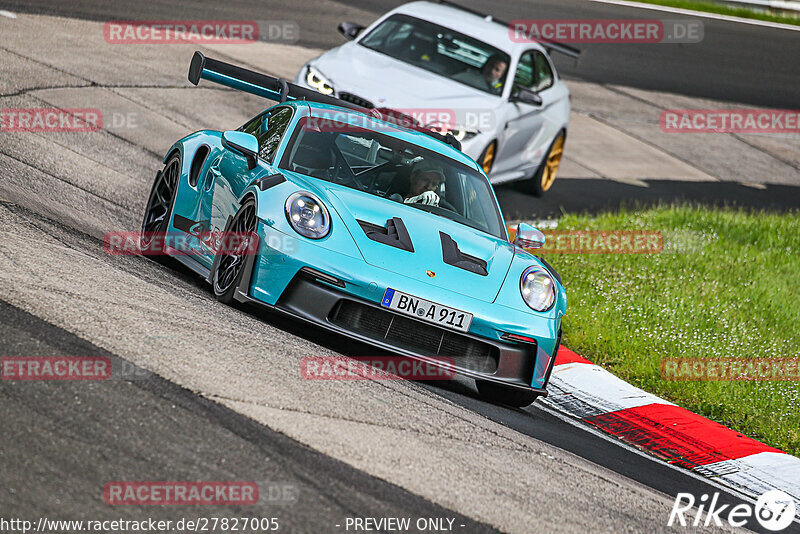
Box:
[589,0,800,32]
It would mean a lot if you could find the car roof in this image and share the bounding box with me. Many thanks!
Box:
[380,1,542,55]
[288,100,482,171]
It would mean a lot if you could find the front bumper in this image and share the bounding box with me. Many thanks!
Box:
[222,221,561,395]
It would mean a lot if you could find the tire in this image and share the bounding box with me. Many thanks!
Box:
[211,197,257,305]
[521,131,565,197]
[476,380,540,408]
[140,153,180,264]
[478,141,497,176]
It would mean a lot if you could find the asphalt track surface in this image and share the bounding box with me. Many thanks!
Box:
[0,1,799,533]
[0,299,498,533]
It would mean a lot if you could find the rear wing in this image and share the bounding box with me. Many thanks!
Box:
[189,51,358,110]
[435,0,581,60]
[537,41,581,61]
[188,51,462,150]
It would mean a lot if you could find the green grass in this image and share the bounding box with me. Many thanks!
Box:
[630,0,800,26]
[546,205,800,456]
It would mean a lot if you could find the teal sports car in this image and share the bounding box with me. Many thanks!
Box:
[141,52,566,407]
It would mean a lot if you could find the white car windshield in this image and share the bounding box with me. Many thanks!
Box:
[279,116,506,239]
[359,14,511,96]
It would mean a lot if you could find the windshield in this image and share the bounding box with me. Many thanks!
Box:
[279,115,506,239]
[359,14,510,96]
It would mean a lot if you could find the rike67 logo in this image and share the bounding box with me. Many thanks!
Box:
[669,490,796,531]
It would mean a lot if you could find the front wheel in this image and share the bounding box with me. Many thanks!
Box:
[212,197,258,305]
[523,132,565,197]
[476,380,539,408]
[140,153,180,262]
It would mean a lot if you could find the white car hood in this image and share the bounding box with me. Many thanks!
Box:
[311,42,501,126]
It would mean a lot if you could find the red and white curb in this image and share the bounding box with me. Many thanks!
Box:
[542,346,800,518]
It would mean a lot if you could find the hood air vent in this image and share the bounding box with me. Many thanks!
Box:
[357,217,414,253]
[440,232,488,276]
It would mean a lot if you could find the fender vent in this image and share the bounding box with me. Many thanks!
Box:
[357,217,414,252]
[440,232,488,276]
[189,145,210,187]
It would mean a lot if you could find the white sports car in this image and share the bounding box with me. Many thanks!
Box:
[294,0,578,195]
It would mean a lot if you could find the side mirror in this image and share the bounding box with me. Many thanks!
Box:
[337,21,365,40]
[509,87,543,107]
[222,131,259,170]
[513,223,545,249]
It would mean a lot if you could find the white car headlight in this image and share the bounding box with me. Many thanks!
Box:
[449,129,479,142]
[428,126,478,142]
[520,266,555,311]
[285,192,330,239]
[305,66,335,95]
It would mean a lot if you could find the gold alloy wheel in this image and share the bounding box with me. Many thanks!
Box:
[540,135,564,192]
[481,142,495,175]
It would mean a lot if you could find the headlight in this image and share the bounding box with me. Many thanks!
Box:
[520,266,555,311]
[305,66,334,95]
[285,192,330,239]
[449,129,479,142]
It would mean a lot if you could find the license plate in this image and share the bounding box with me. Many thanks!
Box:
[380,288,473,333]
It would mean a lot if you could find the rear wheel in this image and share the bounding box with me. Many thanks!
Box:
[212,197,257,305]
[523,132,564,197]
[476,380,539,408]
[141,153,180,262]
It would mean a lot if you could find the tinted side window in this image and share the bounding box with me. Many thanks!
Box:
[532,52,554,92]
[512,52,535,92]
[241,112,266,137]
[257,107,293,162]
[512,51,554,95]
[239,107,294,163]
